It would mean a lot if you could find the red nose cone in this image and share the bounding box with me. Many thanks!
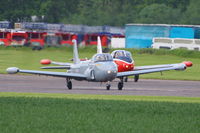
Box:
[40,59,51,65]
[183,61,193,67]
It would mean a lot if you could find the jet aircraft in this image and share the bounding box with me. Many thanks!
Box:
[7,39,192,90]
[40,37,135,82]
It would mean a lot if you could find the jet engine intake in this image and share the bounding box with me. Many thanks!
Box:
[85,69,95,81]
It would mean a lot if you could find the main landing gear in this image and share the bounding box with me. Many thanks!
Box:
[66,78,72,90]
[124,75,139,83]
[117,75,139,90]
[124,77,128,82]
[134,75,139,82]
[118,77,124,90]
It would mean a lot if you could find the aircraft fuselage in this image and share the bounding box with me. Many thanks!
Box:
[68,60,118,82]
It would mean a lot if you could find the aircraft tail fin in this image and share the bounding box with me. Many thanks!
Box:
[72,39,80,64]
[97,36,102,54]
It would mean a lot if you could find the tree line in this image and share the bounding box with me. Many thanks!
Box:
[0,0,199,26]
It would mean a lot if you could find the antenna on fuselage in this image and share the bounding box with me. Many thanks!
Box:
[97,36,102,54]
[72,39,80,64]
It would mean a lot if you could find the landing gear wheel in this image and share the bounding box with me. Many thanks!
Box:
[67,80,72,90]
[134,75,139,82]
[106,84,111,90]
[118,82,123,90]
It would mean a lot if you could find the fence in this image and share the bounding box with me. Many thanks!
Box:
[17,22,125,35]
[152,38,200,51]
[0,21,11,29]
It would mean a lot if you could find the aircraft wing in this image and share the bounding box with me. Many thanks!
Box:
[51,61,73,66]
[6,67,87,80]
[41,66,71,69]
[40,59,73,66]
[117,63,188,78]
[134,64,178,71]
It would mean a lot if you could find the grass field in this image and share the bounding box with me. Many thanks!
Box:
[0,93,199,133]
[0,47,199,80]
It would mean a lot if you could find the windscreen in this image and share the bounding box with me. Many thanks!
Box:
[125,51,133,60]
[113,51,125,58]
[92,53,113,62]
[112,50,134,63]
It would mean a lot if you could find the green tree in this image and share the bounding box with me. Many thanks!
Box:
[41,1,66,23]
[0,0,196,26]
[182,0,200,25]
[136,4,181,24]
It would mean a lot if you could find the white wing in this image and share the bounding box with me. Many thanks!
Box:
[134,63,178,71]
[51,61,73,66]
[7,67,87,80]
[40,66,71,69]
[97,36,102,54]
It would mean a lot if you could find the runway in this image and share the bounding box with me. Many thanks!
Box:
[0,74,200,97]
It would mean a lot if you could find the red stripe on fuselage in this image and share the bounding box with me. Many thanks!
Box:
[114,59,134,72]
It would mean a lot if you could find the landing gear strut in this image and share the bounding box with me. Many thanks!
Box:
[124,77,128,82]
[118,77,124,90]
[66,78,72,89]
[134,75,139,82]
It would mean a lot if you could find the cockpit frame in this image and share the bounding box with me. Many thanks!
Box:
[92,53,113,63]
[112,50,133,59]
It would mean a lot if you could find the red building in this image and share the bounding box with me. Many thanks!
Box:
[84,34,109,46]
[10,31,28,46]
[55,33,77,46]
[0,30,29,46]
[27,32,47,46]
[0,31,11,46]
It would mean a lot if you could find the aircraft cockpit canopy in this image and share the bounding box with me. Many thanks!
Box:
[111,50,134,63]
[92,53,113,62]
[125,51,133,60]
[112,50,125,58]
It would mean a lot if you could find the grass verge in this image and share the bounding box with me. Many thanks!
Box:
[0,92,199,133]
[0,92,200,103]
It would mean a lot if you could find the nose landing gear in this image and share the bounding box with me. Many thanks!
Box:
[106,81,111,90]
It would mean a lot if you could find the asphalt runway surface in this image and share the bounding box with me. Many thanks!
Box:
[0,74,200,97]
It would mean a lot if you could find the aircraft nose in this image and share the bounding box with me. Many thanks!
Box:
[105,65,117,74]
[95,62,117,81]
[98,62,117,73]
[103,63,117,81]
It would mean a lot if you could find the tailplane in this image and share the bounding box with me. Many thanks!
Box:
[97,36,102,54]
[72,39,80,64]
